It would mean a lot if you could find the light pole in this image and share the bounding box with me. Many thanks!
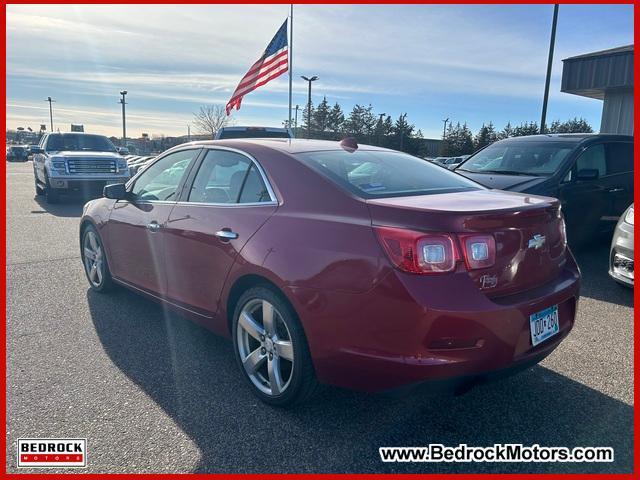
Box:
[119,90,128,147]
[46,97,55,132]
[540,4,559,134]
[377,112,386,146]
[301,75,318,139]
[294,104,300,137]
[187,124,191,142]
[442,118,449,140]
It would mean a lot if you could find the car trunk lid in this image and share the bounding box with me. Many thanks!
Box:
[367,189,566,297]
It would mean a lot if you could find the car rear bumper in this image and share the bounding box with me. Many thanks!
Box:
[295,251,580,393]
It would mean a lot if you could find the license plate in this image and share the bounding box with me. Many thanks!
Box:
[529,305,559,346]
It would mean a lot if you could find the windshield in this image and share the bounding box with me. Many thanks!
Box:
[297,150,482,199]
[458,141,573,176]
[46,134,117,153]
[218,129,291,139]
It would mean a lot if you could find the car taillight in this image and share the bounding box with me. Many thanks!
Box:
[458,234,496,270]
[374,226,459,274]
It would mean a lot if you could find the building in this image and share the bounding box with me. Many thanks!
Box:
[561,45,633,135]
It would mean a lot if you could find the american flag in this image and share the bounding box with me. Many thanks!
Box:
[226,20,289,115]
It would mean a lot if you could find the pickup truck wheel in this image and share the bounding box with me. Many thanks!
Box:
[44,175,60,204]
[34,176,44,196]
[81,225,114,292]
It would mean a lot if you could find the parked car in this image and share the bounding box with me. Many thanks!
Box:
[215,126,293,140]
[431,156,450,166]
[6,145,28,162]
[445,155,470,170]
[455,134,634,245]
[81,139,580,406]
[32,133,130,203]
[609,203,634,287]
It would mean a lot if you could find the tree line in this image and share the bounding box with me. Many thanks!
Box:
[441,117,593,156]
[191,99,594,158]
[292,97,593,157]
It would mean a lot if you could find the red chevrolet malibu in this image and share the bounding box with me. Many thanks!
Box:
[80,139,580,406]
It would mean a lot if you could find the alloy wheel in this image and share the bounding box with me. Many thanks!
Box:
[83,230,104,287]
[236,298,294,396]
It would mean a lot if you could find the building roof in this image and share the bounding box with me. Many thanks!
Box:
[564,45,633,61]
[561,44,633,99]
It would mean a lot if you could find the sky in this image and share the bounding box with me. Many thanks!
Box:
[6,4,634,139]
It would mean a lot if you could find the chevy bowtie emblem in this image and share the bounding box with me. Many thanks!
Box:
[528,234,546,250]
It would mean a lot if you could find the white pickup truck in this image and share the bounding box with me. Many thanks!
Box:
[32,133,130,203]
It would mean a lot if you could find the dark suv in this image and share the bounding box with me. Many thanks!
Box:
[455,134,634,245]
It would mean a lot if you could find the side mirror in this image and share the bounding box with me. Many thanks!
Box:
[103,183,128,200]
[576,168,599,181]
[30,147,44,154]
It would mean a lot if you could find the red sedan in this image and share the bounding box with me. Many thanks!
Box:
[80,139,580,406]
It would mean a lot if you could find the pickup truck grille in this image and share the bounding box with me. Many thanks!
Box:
[67,159,117,174]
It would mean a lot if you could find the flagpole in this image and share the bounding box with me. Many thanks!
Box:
[288,4,293,133]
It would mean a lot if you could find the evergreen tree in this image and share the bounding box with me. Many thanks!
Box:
[301,101,315,137]
[327,102,345,137]
[392,113,414,151]
[498,122,514,140]
[312,96,331,137]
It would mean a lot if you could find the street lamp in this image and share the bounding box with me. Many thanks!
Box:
[301,75,318,139]
[377,112,386,146]
[119,90,128,147]
[46,97,56,132]
[294,105,300,137]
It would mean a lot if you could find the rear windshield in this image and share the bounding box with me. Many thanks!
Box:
[297,150,482,199]
[218,129,291,139]
[458,141,573,176]
[46,134,117,153]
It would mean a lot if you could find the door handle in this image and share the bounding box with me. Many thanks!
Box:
[606,187,624,193]
[215,230,239,240]
[147,221,161,232]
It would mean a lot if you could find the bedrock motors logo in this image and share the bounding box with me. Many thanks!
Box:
[17,439,87,468]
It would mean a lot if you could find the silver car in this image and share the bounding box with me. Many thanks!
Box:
[609,203,634,287]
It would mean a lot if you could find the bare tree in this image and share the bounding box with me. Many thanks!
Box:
[192,105,232,139]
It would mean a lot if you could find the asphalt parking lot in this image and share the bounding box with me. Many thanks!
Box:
[6,160,633,473]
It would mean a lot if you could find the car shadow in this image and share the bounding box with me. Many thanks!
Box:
[86,288,633,474]
[572,240,633,308]
[32,195,88,218]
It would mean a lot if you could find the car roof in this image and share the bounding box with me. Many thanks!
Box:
[496,133,633,144]
[186,138,394,154]
[219,126,289,132]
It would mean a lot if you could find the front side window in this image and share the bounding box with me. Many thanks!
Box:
[575,144,606,177]
[297,150,481,199]
[459,141,573,176]
[188,150,271,204]
[45,133,117,153]
[131,149,199,201]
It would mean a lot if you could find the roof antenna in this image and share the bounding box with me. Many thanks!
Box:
[339,137,358,152]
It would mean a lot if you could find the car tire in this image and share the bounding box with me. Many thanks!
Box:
[44,174,60,204]
[34,176,44,196]
[81,225,115,293]
[232,286,320,406]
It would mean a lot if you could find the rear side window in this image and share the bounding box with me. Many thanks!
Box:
[605,142,633,175]
[188,150,271,204]
[297,150,482,199]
